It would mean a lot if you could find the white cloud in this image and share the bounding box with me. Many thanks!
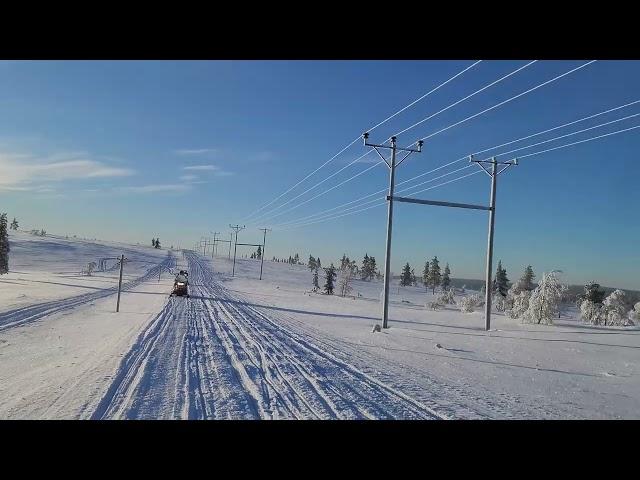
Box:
[180,174,198,181]
[183,164,219,171]
[118,184,191,194]
[0,152,134,190]
[174,148,219,155]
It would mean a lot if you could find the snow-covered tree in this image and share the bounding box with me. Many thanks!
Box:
[0,213,9,275]
[629,302,640,323]
[459,293,481,313]
[256,245,262,259]
[337,264,354,297]
[154,238,161,249]
[427,256,441,294]
[522,271,567,325]
[316,257,321,270]
[493,294,508,312]
[312,268,319,292]
[10,218,18,230]
[411,268,417,287]
[152,238,156,247]
[400,263,412,286]
[308,255,317,271]
[508,291,531,319]
[580,299,603,325]
[323,263,337,295]
[422,260,429,290]
[602,289,631,326]
[437,288,456,305]
[441,263,451,291]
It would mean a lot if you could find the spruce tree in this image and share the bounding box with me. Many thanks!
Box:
[422,261,430,290]
[427,256,441,294]
[400,262,412,286]
[522,266,535,291]
[493,260,509,296]
[316,257,321,269]
[10,218,18,230]
[312,267,319,291]
[155,238,161,249]
[308,255,317,271]
[361,254,370,280]
[323,263,337,295]
[256,245,262,259]
[0,213,9,275]
[411,268,417,286]
[441,263,451,290]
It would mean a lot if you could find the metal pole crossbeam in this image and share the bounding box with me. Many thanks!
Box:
[363,133,423,329]
[388,196,491,211]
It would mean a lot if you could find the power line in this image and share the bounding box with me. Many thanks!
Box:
[277,123,640,230]
[257,62,596,227]
[413,60,597,144]
[242,61,483,224]
[274,94,635,229]
[393,60,537,137]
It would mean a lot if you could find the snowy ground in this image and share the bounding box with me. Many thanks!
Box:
[1,233,638,419]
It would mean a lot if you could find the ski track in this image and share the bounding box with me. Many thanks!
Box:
[0,254,175,332]
[93,252,448,419]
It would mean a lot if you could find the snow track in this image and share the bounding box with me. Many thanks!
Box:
[0,254,175,332]
[93,252,445,419]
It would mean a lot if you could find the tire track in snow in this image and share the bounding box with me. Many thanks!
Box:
[0,254,175,332]
[93,251,446,419]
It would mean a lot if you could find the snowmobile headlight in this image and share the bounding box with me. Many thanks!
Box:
[177,282,186,286]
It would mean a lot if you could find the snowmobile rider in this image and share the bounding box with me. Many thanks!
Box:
[174,270,189,287]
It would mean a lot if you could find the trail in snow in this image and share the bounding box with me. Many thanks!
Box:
[0,253,175,332]
[92,252,444,419]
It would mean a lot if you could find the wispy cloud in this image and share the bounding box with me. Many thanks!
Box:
[118,184,191,194]
[174,148,219,156]
[180,174,198,181]
[183,164,220,171]
[0,152,134,191]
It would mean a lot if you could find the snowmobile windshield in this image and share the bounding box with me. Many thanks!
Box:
[175,274,188,283]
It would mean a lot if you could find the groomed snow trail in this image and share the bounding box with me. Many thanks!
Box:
[92,252,444,419]
[0,253,175,332]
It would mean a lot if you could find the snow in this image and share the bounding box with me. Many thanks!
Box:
[1,232,639,419]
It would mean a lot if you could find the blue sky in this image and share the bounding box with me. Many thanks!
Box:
[1,60,639,290]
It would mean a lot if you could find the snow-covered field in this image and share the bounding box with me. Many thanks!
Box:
[1,232,638,419]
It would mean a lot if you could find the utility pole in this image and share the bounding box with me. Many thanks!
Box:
[363,133,423,329]
[258,228,271,280]
[470,156,517,331]
[211,232,220,256]
[116,254,125,312]
[229,224,245,277]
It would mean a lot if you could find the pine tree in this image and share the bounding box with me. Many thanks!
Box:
[341,254,348,270]
[522,266,535,291]
[10,218,18,230]
[581,281,605,304]
[323,263,337,295]
[361,254,370,280]
[294,253,299,264]
[152,238,156,247]
[256,245,262,259]
[441,263,451,290]
[427,256,441,294]
[422,261,430,290]
[0,213,9,274]
[316,257,321,270]
[155,238,161,249]
[312,267,320,291]
[493,260,509,297]
[411,268,417,286]
[308,255,317,271]
[400,262,412,286]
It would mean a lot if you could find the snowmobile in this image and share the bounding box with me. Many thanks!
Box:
[170,270,190,298]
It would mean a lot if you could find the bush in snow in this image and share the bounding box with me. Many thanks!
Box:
[459,294,481,313]
[437,288,456,305]
[508,291,531,319]
[522,271,567,325]
[628,302,640,323]
[580,299,603,325]
[337,265,354,297]
[602,289,632,326]
[493,294,508,312]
